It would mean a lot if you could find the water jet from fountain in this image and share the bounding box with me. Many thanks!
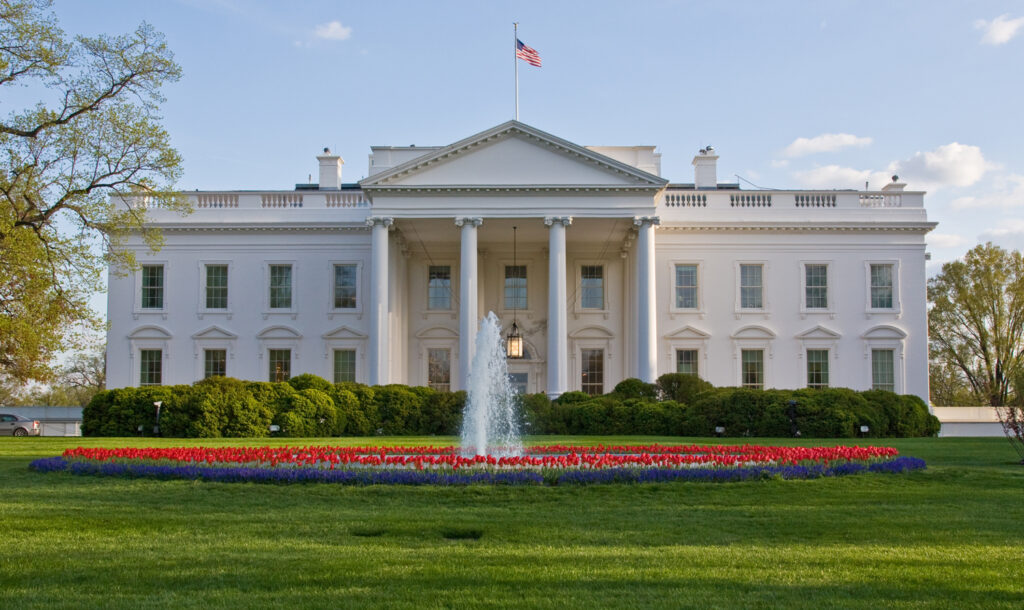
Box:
[460,312,522,457]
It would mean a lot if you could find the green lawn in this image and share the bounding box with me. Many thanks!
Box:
[1,436,1023,608]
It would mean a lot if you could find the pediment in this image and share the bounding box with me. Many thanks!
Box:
[731,325,776,340]
[796,325,841,340]
[862,325,907,340]
[128,325,172,340]
[191,325,238,340]
[322,325,368,340]
[569,325,614,339]
[415,325,458,339]
[360,121,667,190]
[664,325,711,340]
[256,325,302,339]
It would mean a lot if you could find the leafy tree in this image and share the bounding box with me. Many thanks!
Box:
[0,0,187,383]
[928,243,1024,407]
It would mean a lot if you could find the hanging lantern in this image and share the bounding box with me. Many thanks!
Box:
[506,321,524,359]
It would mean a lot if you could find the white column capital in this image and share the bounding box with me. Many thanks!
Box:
[544,216,573,227]
[633,216,661,227]
[454,216,483,228]
[366,216,394,228]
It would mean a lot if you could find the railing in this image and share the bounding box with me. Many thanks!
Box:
[730,193,772,207]
[197,194,238,208]
[665,192,707,207]
[326,193,370,208]
[261,193,304,208]
[795,193,836,207]
[660,189,920,210]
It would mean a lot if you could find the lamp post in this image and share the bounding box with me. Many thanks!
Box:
[153,401,163,436]
[506,225,524,359]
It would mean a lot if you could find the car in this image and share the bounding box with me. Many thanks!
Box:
[0,413,41,436]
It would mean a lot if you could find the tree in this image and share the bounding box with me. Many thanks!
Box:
[0,0,187,383]
[928,243,1024,407]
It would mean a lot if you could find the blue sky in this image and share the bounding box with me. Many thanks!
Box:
[52,0,1024,276]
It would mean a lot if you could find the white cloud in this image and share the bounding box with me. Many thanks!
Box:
[951,174,1024,209]
[889,143,995,190]
[314,20,353,41]
[770,159,789,169]
[928,233,969,249]
[975,14,1024,45]
[979,219,1024,251]
[783,133,873,157]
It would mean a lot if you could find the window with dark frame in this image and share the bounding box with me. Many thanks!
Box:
[872,349,895,391]
[581,348,604,395]
[333,349,356,383]
[676,349,698,376]
[675,264,698,309]
[805,264,828,309]
[268,349,291,382]
[740,264,763,309]
[141,265,164,309]
[741,349,763,389]
[580,266,604,309]
[205,265,228,309]
[427,348,451,391]
[428,266,452,310]
[334,264,357,309]
[871,264,894,309]
[204,349,227,378]
[806,349,829,388]
[140,349,162,386]
[269,265,292,309]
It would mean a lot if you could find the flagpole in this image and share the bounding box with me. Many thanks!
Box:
[514,22,519,121]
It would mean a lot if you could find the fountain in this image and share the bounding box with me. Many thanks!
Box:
[460,312,522,457]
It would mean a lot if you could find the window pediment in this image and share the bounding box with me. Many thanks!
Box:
[862,325,907,340]
[796,325,841,340]
[191,325,238,340]
[664,325,710,340]
[731,325,776,340]
[128,325,172,340]
[322,325,368,340]
[257,325,302,340]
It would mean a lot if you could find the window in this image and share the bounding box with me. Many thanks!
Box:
[333,349,356,383]
[581,266,604,309]
[740,264,763,309]
[268,349,291,382]
[204,349,226,378]
[333,264,357,309]
[871,264,894,309]
[581,348,604,395]
[428,266,451,310]
[805,264,828,309]
[205,265,228,309]
[807,349,829,388]
[140,349,162,386]
[675,264,698,309]
[269,265,292,309]
[504,265,527,310]
[676,349,698,376]
[427,348,451,391]
[741,349,763,389]
[141,265,164,309]
[509,372,528,395]
[872,349,895,391]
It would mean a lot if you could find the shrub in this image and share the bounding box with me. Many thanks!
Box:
[611,378,659,401]
[521,393,554,434]
[273,388,338,437]
[374,385,427,435]
[657,373,713,405]
[422,390,465,436]
[287,373,332,393]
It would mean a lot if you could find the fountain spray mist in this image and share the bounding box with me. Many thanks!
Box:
[460,312,522,457]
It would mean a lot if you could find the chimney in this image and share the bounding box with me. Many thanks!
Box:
[317,147,344,190]
[692,146,718,189]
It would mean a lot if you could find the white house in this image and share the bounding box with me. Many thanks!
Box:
[106,121,935,404]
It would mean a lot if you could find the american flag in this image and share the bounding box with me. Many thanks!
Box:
[516,39,542,67]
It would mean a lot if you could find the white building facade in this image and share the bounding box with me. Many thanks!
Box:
[106,121,935,404]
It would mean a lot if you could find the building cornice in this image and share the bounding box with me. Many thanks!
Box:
[144,223,370,233]
[361,184,664,195]
[658,221,938,233]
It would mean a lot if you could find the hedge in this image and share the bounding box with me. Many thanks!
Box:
[83,373,939,438]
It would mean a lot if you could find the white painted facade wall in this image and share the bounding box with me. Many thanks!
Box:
[106,121,934,404]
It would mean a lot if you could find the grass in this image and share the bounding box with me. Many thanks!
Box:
[1,436,1023,608]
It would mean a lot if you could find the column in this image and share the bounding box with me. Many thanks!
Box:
[455,217,482,390]
[545,216,572,398]
[634,216,660,382]
[367,216,393,385]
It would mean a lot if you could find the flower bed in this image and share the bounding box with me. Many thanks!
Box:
[30,443,925,486]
